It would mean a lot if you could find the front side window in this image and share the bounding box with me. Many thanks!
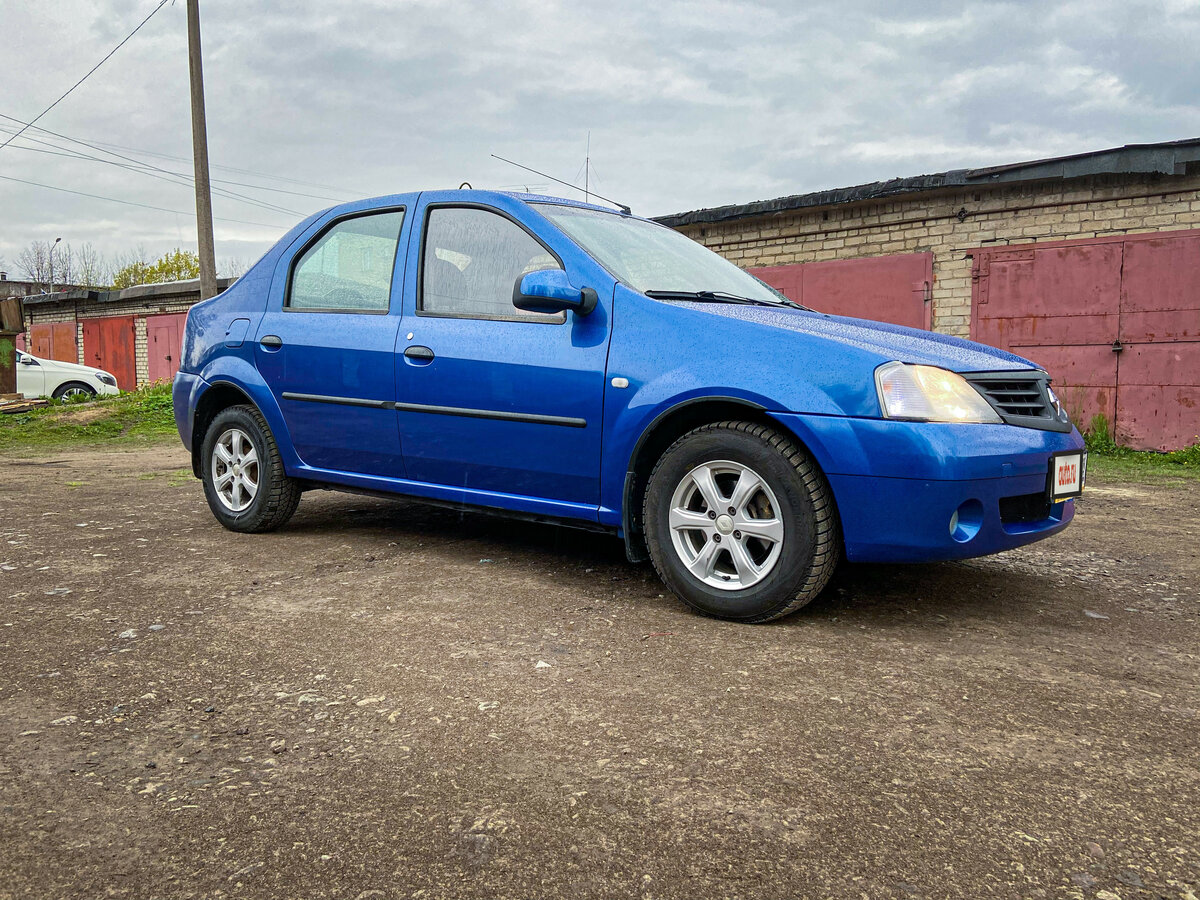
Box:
[288,210,404,312]
[420,207,561,320]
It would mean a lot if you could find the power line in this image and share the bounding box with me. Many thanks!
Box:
[0,115,348,202]
[0,173,288,230]
[83,137,364,196]
[0,118,304,217]
[0,0,171,154]
[0,124,307,218]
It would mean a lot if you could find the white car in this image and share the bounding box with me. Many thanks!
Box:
[14,349,121,400]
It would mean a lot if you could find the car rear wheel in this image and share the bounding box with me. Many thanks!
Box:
[643,421,840,623]
[200,405,300,533]
[52,381,96,401]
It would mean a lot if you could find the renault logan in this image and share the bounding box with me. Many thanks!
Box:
[174,190,1085,622]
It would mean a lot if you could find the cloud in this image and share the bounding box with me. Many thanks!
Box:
[0,0,1197,270]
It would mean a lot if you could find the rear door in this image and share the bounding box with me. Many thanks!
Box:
[254,207,409,477]
[394,196,613,510]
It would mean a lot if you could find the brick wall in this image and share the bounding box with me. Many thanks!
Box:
[675,173,1200,337]
[23,286,207,386]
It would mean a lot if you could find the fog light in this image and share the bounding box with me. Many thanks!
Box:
[950,499,984,543]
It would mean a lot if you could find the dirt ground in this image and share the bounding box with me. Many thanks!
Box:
[1,443,1197,900]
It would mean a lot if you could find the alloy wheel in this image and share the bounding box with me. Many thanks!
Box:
[667,459,785,590]
[211,427,259,513]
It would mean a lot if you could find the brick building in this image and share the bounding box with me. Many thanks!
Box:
[658,139,1200,450]
[21,278,230,391]
[1,274,86,302]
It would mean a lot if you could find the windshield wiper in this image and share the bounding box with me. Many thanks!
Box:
[644,289,794,308]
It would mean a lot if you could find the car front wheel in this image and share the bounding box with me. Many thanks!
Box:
[200,405,300,533]
[52,381,96,401]
[643,421,840,623]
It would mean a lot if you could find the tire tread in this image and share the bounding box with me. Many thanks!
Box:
[643,420,840,623]
[204,405,300,533]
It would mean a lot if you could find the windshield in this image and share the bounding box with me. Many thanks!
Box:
[536,204,791,305]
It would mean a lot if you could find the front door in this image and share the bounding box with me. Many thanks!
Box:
[254,207,409,477]
[395,199,612,510]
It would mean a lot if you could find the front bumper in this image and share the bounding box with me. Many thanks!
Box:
[770,413,1086,564]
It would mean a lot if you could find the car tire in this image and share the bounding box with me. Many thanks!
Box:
[200,405,300,533]
[643,421,840,623]
[52,381,96,401]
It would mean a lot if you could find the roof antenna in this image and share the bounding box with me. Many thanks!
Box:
[491,153,631,214]
[585,131,590,205]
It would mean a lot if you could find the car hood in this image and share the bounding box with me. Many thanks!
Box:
[38,357,105,377]
[681,302,1036,373]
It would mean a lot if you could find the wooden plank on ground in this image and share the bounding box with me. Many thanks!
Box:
[0,398,49,414]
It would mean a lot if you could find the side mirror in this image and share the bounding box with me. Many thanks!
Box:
[512,269,597,316]
[19,355,35,365]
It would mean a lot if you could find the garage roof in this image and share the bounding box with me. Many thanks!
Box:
[21,276,233,307]
[655,138,1200,228]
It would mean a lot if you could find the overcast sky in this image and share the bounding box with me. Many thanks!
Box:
[1,0,1198,277]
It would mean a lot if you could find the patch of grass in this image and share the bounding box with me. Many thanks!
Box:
[0,383,178,454]
[1083,414,1200,482]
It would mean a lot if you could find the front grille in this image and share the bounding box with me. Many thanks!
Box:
[999,491,1052,524]
[963,371,1072,432]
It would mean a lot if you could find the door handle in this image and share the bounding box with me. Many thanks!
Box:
[403,346,435,361]
[260,335,283,349]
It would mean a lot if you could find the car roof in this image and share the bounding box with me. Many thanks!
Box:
[342,189,642,221]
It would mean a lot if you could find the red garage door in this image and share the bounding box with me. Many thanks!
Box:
[971,230,1200,451]
[146,313,187,384]
[82,316,136,391]
[30,322,78,363]
[751,253,933,329]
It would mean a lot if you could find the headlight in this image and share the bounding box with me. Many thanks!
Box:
[96,373,117,387]
[875,362,1002,424]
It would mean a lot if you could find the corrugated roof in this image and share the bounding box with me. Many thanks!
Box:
[655,138,1200,228]
[21,277,233,307]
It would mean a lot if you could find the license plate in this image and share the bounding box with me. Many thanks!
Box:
[1050,451,1086,500]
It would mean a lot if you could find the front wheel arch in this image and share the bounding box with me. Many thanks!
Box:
[621,398,832,563]
[51,381,97,401]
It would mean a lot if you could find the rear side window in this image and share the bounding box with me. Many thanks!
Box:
[288,210,404,312]
[420,207,562,321]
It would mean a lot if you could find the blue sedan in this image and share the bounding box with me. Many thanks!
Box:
[174,190,1085,622]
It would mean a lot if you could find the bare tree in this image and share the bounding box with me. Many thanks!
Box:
[219,256,249,279]
[74,243,108,286]
[109,245,151,279]
[16,241,51,285]
[54,244,74,286]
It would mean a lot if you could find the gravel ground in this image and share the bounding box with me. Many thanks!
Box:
[1,444,1197,900]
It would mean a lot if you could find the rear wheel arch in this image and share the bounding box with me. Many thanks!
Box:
[191,382,257,477]
[621,397,832,562]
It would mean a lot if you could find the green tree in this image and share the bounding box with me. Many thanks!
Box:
[112,248,200,289]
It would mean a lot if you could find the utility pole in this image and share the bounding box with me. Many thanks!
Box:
[186,0,218,300]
